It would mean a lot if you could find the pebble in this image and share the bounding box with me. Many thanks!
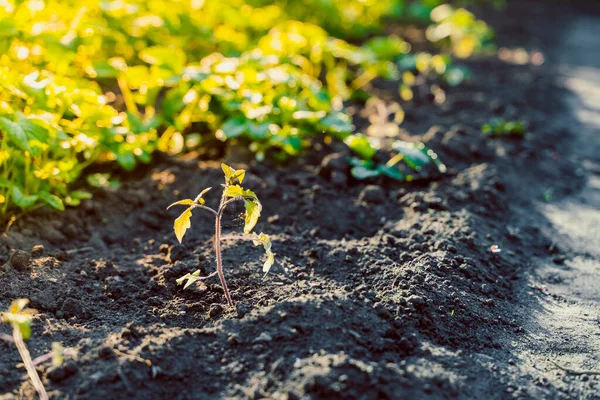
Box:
[9,250,31,271]
[359,185,385,204]
[254,332,273,343]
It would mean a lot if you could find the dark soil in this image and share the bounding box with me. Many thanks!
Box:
[1,1,599,399]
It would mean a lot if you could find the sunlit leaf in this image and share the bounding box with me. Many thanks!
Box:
[345,134,378,160]
[39,191,65,211]
[193,187,212,204]
[220,117,248,139]
[0,117,30,152]
[11,187,37,209]
[167,199,195,209]
[263,251,275,275]
[174,207,193,243]
[244,200,261,233]
[176,270,201,289]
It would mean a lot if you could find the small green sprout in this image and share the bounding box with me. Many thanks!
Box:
[2,299,48,400]
[482,119,527,137]
[167,163,274,307]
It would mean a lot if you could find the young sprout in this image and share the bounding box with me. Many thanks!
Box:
[2,299,48,400]
[167,163,274,307]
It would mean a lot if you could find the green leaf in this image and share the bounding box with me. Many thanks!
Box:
[139,46,186,73]
[0,178,14,188]
[11,187,37,208]
[345,134,378,160]
[0,117,30,152]
[174,207,192,243]
[224,185,244,198]
[248,122,271,139]
[221,117,248,139]
[221,163,245,185]
[39,191,65,211]
[14,113,49,144]
[377,165,405,180]
[69,191,92,200]
[116,151,136,171]
[244,200,261,233]
[167,199,195,209]
[351,165,380,180]
[320,112,354,133]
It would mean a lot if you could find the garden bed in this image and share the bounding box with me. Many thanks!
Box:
[1,1,599,399]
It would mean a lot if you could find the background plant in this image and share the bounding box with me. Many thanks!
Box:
[0,0,496,214]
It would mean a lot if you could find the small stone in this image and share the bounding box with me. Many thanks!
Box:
[319,153,347,175]
[46,361,78,382]
[407,295,425,310]
[254,332,273,343]
[31,245,44,258]
[10,250,31,271]
[359,185,385,204]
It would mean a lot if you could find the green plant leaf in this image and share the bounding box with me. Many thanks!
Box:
[174,207,193,243]
[351,165,380,179]
[0,117,30,152]
[221,163,245,185]
[221,117,248,139]
[224,185,244,198]
[11,187,37,208]
[320,112,354,133]
[244,200,261,233]
[345,134,378,160]
[69,191,92,200]
[167,199,195,209]
[14,113,49,144]
[39,191,65,211]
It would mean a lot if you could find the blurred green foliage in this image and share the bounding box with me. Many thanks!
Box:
[0,0,494,213]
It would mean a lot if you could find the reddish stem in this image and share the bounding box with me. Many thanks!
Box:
[215,214,233,307]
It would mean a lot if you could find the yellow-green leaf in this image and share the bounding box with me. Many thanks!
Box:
[251,232,272,252]
[176,270,201,289]
[174,207,193,243]
[221,163,245,185]
[224,185,244,198]
[244,200,261,233]
[167,199,194,209]
[231,170,245,184]
[194,187,212,204]
[263,251,275,275]
[221,163,234,180]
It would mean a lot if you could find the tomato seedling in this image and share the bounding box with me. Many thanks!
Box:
[1,299,48,400]
[167,163,274,307]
